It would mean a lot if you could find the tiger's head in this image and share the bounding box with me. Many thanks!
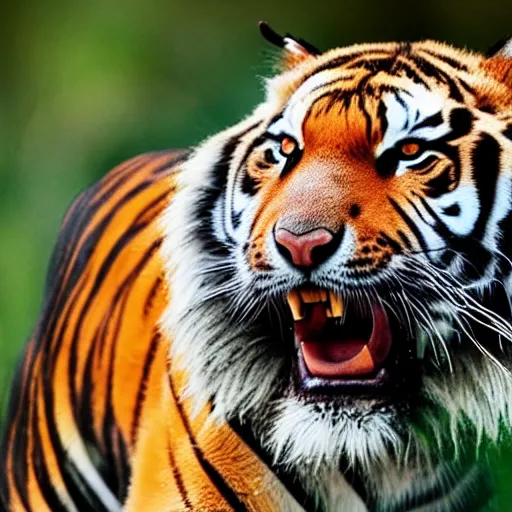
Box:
[162,28,512,505]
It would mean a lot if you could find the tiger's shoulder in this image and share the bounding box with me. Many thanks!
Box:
[48,150,189,285]
[0,149,191,511]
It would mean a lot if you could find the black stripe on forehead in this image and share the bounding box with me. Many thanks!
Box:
[412,112,444,131]
[419,48,470,72]
[304,48,393,78]
[304,84,383,146]
[301,44,472,103]
[391,58,432,89]
[409,55,466,102]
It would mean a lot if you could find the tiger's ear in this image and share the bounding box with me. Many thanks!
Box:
[259,22,321,70]
[486,38,512,58]
[482,37,512,88]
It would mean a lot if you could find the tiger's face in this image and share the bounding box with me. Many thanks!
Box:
[163,35,512,502]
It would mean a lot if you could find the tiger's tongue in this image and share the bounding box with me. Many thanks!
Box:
[296,303,391,378]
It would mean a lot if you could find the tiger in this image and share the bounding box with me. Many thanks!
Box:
[1,22,512,511]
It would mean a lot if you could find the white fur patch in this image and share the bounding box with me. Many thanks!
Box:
[377,87,448,157]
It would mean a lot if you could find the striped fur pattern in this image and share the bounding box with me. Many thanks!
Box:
[1,35,512,511]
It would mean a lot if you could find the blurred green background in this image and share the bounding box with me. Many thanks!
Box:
[1,0,512,506]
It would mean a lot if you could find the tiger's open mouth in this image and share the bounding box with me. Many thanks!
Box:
[287,288,416,395]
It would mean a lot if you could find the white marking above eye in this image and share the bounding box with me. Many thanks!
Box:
[376,87,447,158]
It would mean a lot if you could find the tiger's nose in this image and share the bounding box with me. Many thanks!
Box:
[274,227,338,268]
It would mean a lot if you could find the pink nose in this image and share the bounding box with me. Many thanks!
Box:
[274,227,334,268]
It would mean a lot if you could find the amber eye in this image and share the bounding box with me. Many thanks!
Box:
[280,136,297,156]
[400,141,421,157]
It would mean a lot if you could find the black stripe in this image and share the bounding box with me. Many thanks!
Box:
[388,197,429,253]
[8,356,37,511]
[303,52,364,78]
[144,276,163,316]
[405,197,430,226]
[345,55,394,72]
[377,100,388,143]
[420,48,469,72]
[413,194,494,281]
[497,207,512,278]
[100,240,163,497]
[195,123,261,256]
[412,112,443,131]
[168,374,247,511]
[357,90,375,144]
[396,229,413,250]
[113,429,130,503]
[241,172,259,197]
[470,134,501,239]
[68,199,160,416]
[152,150,191,176]
[413,195,454,239]
[131,332,161,444]
[392,58,431,89]
[447,108,473,139]
[31,377,74,512]
[167,435,193,510]
[308,73,361,95]
[503,124,512,141]
[77,325,119,497]
[412,55,465,102]
[40,378,102,511]
[76,329,118,494]
[228,419,320,512]
[424,165,459,198]
[442,203,461,217]
[408,155,439,174]
[377,231,402,253]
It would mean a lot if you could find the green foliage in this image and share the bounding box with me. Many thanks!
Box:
[1,0,511,500]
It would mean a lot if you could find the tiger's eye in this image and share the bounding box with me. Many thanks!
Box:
[401,142,421,157]
[280,137,297,156]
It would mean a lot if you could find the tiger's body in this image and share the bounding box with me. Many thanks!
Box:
[0,151,302,511]
[2,29,512,511]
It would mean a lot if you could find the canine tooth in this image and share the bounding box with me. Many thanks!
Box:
[300,289,322,303]
[287,291,303,320]
[328,292,344,318]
